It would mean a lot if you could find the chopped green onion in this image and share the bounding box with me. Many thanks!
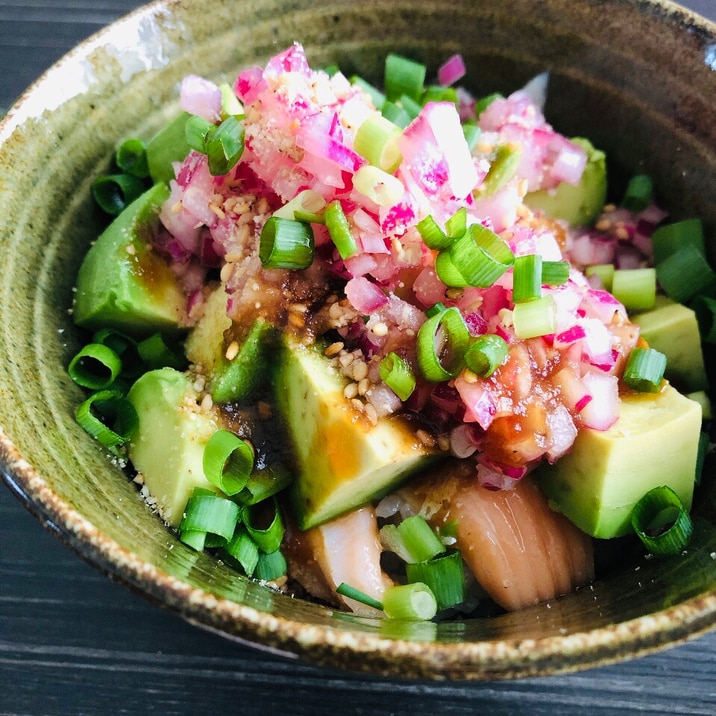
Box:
[185,115,215,153]
[382,582,437,621]
[611,268,657,311]
[651,218,706,265]
[219,82,244,118]
[464,333,509,377]
[92,173,146,216]
[480,144,522,196]
[630,485,693,557]
[179,488,241,549]
[435,250,470,287]
[445,207,468,240]
[512,295,558,339]
[621,174,653,213]
[512,253,543,303]
[136,333,186,370]
[416,215,452,250]
[225,527,260,576]
[116,138,149,178]
[380,100,412,129]
[242,498,285,554]
[425,302,448,318]
[475,92,503,117]
[203,429,255,496]
[379,523,417,563]
[323,64,340,77]
[273,189,327,222]
[416,306,470,382]
[421,85,458,107]
[350,75,386,110]
[695,430,710,485]
[462,121,481,152]
[656,245,716,304]
[384,54,426,102]
[336,582,384,611]
[692,295,716,344]
[397,515,446,563]
[146,111,191,185]
[259,217,315,269]
[585,263,615,291]
[354,114,403,173]
[255,550,287,581]
[68,343,122,390]
[324,200,358,259]
[397,94,423,121]
[205,115,245,176]
[353,165,405,207]
[92,327,136,357]
[622,347,667,392]
[405,551,466,611]
[379,351,416,401]
[541,260,570,286]
[446,223,515,288]
[75,389,138,452]
[234,463,293,506]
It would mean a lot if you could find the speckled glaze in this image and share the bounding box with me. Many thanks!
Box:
[2,0,716,680]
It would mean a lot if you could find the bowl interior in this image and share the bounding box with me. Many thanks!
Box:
[2,0,716,679]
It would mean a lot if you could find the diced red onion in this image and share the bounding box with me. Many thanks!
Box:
[437,54,467,87]
[579,371,619,431]
[180,74,222,123]
[455,375,497,430]
[345,276,388,313]
[449,424,479,458]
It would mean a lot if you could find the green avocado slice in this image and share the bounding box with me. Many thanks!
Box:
[274,338,439,530]
[525,137,607,227]
[536,384,702,539]
[73,183,187,337]
[632,296,709,392]
[127,368,223,526]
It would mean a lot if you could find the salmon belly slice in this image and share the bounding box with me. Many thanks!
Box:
[402,462,594,611]
[283,505,390,615]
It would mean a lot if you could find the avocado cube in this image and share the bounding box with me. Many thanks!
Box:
[525,137,607,227]
[73,183,187,337]
[632,296,709,392]
[127,368,223,526]
[537,384,702,539]
[275,339,438,530]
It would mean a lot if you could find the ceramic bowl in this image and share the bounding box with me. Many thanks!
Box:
[2,0,716,680]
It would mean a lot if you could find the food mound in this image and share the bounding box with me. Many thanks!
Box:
[69,44,710,620]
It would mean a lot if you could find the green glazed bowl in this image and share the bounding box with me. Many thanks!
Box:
[2,0,716,680]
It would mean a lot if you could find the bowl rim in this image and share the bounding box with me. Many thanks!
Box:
[2,0,716,681]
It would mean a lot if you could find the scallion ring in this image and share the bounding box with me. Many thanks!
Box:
[622,347,667,393]
[179,488,242,549]
[382,582,437,621]
[75,389,138,452]
[324,200,358,259]
[464,334,509,378]
[631,485,693,557]
[242,498,285,554]
[203,429,255,496]
[92,173,146,216]
[445,223,514,288]
[405,550,466,612]
[416,306,470,382]
[68,343,122,390]
[379,352,416,401]
[259,216,315,269]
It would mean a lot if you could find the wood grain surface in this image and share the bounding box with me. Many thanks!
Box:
[2,1,716,713]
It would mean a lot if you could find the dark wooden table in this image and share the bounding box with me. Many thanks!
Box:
[3,1,716,713]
